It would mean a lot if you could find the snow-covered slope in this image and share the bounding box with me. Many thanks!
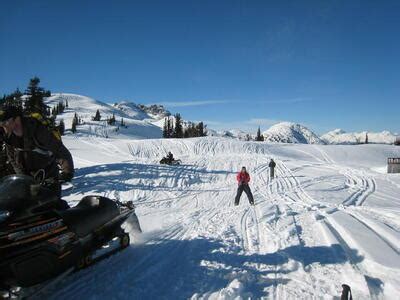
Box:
[45,93,164,139]
[51,136,400,299]
[322,129,397,145]
[262,122,325,144]
[112,102,170,121]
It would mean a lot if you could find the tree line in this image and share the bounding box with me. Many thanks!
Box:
[1,77,67,135]
[163,113,207,138]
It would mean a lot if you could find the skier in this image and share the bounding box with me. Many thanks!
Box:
[235,166,254,206]
[0,106,74,199]
[269,158,276,179]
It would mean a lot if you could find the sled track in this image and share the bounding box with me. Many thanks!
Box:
[346,212,400,255]
[342,169,376,207]
[322,218,383,299]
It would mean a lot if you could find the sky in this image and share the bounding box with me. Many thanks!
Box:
[1,0,399,134]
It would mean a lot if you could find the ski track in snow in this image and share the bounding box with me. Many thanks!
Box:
[51,137,400,300]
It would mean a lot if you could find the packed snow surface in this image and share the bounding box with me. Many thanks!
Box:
[49,136,400,299]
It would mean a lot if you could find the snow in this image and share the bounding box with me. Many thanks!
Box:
[44,135,400,299]
[322,129,397,145]
[262,122,325,144]
[45,93,164,139]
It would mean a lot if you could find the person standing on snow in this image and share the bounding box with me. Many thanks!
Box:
[234,166,254,206]
[269,158,276,179]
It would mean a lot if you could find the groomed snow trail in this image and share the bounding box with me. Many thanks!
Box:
[53,137,400,299]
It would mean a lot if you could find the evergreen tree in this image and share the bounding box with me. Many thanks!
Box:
[59,119,65,135]
[196,122,207,137]
[25,77,48,114]
[93,109,101,121]
[365,133,369,144]
[71,114,78,133]
[174,113,183,138]
[65,99,69,108]
[256,126,264,141]
[107,114,116,125]
[1,88,23,109]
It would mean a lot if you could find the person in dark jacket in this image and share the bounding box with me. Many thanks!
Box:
[0,106,74,198]
[0,127,14,178]
[167,151,174,164]
[269,158,276,179]
[235,166,254,206]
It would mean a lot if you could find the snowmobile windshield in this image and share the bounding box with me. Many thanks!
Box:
[0,175,34,211]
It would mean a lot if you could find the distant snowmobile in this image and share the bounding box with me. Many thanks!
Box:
[0,175,141,299]
[159,157,182,165]
[160,152,181,165]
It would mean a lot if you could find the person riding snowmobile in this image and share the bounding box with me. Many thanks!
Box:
[167,151,174,164]
[0,106,74,199]
[234,166,254,206]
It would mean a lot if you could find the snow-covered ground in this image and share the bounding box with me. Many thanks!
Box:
[46,136,400,299]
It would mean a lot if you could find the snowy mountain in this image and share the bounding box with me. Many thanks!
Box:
[322,129,398,145]
[262,122,325,144]
[207,129,249,140]
[112,102,170,121]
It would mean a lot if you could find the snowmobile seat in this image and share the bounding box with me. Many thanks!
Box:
[59,196,120,237]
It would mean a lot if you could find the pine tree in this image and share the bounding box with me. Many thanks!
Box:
[93,109,101,121]
[65,99,69,108]
[59,119,65,135]
[365,133,369,144]
[256,126,264,141]
[174,113,183,138]
[196,122,206,137]
[71,115,77,133]
[25,77,47,114]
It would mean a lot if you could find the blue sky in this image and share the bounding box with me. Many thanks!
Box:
[1,0,399,134]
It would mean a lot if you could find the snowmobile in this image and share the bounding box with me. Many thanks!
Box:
[0,174,141,298]
[159,157,182,165]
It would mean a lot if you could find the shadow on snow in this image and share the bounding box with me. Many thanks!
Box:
[50,237,364,299]
[63,162,235,198]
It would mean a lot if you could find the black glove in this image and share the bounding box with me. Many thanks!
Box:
[59,172,73,182]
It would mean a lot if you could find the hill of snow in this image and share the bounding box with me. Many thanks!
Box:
[262,122,325,144]
[45,93,165,139]
[322,129,398,145]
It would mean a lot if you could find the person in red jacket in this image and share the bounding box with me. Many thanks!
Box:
[235,166,254,206]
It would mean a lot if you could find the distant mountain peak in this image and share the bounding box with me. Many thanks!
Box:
[262,122,325,144]
[113,102,170,120]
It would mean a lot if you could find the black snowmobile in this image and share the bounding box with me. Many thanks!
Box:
[159,157,182,165]
[0,175,141,298]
